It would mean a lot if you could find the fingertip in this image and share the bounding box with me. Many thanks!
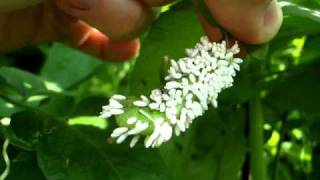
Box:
[58,0,153,40]
[197,13,223,42]
[93,0,152,40]
[252,1,283,44]
[202,0,283,45]
[78,28,108,58]
[75,28,140,62]
[197,14,247,56]
[103,39,140,62]
[69,20,92,47]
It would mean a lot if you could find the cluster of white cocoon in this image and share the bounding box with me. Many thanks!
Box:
[100,36,243,148]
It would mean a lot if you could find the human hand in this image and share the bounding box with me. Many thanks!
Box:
[200,0,283,44]
[0,0,282,61]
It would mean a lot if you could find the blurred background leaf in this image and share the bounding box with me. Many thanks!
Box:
[41,43,102,89]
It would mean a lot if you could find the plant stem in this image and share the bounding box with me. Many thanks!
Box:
[0,139,10,180]
[249,95,266,180]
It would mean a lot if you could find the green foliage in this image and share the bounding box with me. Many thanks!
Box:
[36,122,171,180]
[6,152,46,180]
[129,2,203,95]
[1,0,320,180]
[266,62,320,114]
[0,67,49,97]
[41,43,102,89]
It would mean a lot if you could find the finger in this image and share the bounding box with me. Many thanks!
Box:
[69,21,140,61]
[0,0,45,12]
[203,0,283,44]
[197,14,247,56]
[197,13,223,42]
[56,0,153,40]
[140,0,171,6]
[103,38,140,61]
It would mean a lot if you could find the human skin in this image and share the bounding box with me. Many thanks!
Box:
[0,0,283,61]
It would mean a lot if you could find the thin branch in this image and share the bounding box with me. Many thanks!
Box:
[249,96,266,180]
[0,139,10,180]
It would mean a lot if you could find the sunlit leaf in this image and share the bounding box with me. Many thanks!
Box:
[41,43,102,89]
[0,67,49,97]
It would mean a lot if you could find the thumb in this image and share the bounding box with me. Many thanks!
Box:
[203,0,283,44]
[56,0,153,40]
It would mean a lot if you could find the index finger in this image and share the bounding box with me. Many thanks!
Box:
[0,0,45,12]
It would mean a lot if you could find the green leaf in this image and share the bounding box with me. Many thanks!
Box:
[281,1,320,24]
[35,118,172,180]
[5,109,171,180]
[129,2,204,95]
[270,162,292,180]
[39,94,76,118]
[71,96,107,117]
[161,108,247,180]
[265,62,320,114]
[277,2,320,39]
[0,67,49,97]
[68,116,107,130]
[306,114,320,142]
[0,98,20,117]
[300,35,320,64]
[195,109,247,180]
[310,145,320,180]
[9,111,46,149]
[4,108,170,180]
[41,43,102,89]
[6,151,46,180]
[104,144,173,180]
[219,56,258,106]
[37,126,120,180]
